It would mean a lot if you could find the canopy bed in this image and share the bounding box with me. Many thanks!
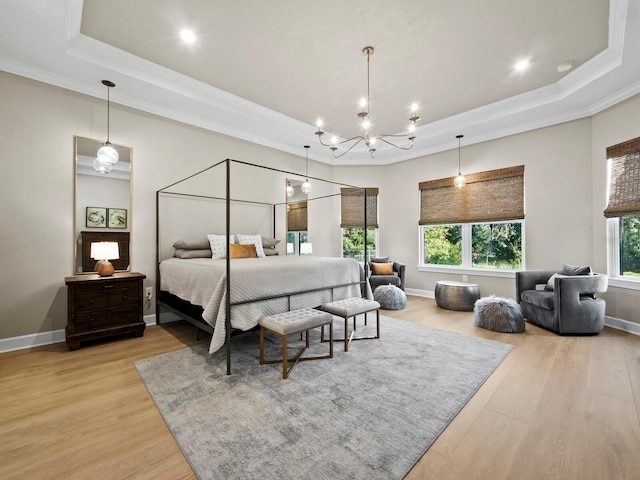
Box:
[155,159,372,374]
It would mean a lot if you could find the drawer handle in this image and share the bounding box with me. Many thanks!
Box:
[89,299,95,304]
[103,285,115,289]
[122,312,128,318]
[90,318,96,323]
[122,295,128,300]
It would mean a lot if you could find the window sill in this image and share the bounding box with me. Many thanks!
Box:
[417,265,516,279]
[607,278,640,291]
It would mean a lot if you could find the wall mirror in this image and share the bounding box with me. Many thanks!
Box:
[286,178,308,255]
[74,136,132,274]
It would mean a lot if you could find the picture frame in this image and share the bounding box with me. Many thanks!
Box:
[108,208,127,229]
[86,207,107,228]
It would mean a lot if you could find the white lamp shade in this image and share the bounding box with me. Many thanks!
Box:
[301,181,311,194]
[300,242,313,255]
[287,184,294,198]
[91,241,120,260]
[92,156,113,174]
[97,144,119,166]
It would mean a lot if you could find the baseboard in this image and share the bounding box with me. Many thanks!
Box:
[405,288,434,298]
[605,315,640,336]
[0,329,66,353]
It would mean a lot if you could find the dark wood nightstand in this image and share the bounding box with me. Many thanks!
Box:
[65,272,146,350]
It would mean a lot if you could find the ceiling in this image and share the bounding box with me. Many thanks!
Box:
[1,0,639,165]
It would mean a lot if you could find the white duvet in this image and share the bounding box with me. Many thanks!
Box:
[160,256,370,353]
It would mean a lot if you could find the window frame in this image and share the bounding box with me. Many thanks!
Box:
[418,220,525,278]
[606,217,640,290]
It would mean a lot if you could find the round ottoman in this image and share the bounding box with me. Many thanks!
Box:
[474,296,525,333]
[434,280,480,311]
[373,285,406,310]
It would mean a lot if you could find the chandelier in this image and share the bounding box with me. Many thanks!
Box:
[314,46,420,159]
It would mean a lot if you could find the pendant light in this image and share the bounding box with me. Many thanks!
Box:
[287,181,294,198]
[454,134,467,188]
[301,145,311,195]
[93,80,119,174]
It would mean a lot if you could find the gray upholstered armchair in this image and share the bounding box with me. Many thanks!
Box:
[515,270,608,334]
[368,256,406,292]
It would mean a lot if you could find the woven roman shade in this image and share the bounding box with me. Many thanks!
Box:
[604,136,640,217]
[419,166,524,225]
[340,188,379,228]
[287,201,307,231]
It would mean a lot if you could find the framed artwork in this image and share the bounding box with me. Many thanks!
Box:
[86,207,107,228]
[108,208,127,229]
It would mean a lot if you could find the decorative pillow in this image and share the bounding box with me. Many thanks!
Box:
[544,273,560,291]
[261,237,281,249]
[562,263,593,276]
[264,248,279,256]
[370,256,390,264]
[230,243,258,259]
[237,234,266,258]
[207,234,236,259]
[371,262,394,275]
[173,238,210,250]
[174,248,212,259]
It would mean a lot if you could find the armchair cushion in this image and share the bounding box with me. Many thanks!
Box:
[520,290,554,310]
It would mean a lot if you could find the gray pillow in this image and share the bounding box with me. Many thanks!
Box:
[370,256,390,264]
[261,237,281,248]
[544,273,560,291]
[562,263,593,276]
[264,249,279,256]
[174,248,213,259]
[173,238,210,250]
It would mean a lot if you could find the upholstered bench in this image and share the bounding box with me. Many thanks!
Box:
[319,297,381,352]
[259,308,333,379]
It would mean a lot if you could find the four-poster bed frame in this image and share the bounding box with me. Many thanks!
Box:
[155,158,370,375]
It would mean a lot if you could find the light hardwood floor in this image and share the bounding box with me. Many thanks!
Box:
[1,295,639,479]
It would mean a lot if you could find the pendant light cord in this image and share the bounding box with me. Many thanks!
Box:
[456,134,463,175]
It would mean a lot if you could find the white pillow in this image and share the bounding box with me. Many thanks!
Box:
[207,234,235,259]
[237,234,266,258]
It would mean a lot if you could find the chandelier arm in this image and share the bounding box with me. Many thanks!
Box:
[332,138,366,158]
[376,137,416,151]
[316,132,367,148]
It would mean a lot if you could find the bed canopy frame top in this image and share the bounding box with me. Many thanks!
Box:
[155,158,370,374]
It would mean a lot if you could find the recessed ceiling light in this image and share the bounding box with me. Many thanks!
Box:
[514,59,530,72]
[556,61,575,73]
[180,28,197,44]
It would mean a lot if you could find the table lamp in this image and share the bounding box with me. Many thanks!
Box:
[300,242,313,256]
[91,241,120,276]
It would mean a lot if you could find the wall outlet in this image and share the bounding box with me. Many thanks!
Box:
[146,287,153,300]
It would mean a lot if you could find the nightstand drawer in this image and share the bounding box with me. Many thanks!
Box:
[108,285,139,307]
[76,310,110,330]
[76,291,108,310]
[110,306,141,325]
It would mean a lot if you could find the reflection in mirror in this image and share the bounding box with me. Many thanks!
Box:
[74,136,132,274]
[286,178,308,255]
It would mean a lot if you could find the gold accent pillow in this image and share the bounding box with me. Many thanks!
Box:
[371,262,394,275]
[230,243,258,259]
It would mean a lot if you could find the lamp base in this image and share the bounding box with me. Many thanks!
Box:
[94,260,115,277]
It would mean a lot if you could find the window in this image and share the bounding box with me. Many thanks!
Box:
[604,137,640,284]
[340,187,378,262]
[342,227,378,262]
[419,166,525,274]
[421,221,522,270]
[620,215,640,277]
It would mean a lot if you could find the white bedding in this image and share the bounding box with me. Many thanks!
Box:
[160,256,370,353]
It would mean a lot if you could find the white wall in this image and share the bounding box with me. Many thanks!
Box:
[1,70,639,340]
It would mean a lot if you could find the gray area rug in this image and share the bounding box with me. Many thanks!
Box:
[135,316,512,480]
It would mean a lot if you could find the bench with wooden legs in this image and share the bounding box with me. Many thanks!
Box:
[259,308,334,379]
[319,297,381,352]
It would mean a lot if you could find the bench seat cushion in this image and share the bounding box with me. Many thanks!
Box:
[320,297,380,318]
[260,308,332,336]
